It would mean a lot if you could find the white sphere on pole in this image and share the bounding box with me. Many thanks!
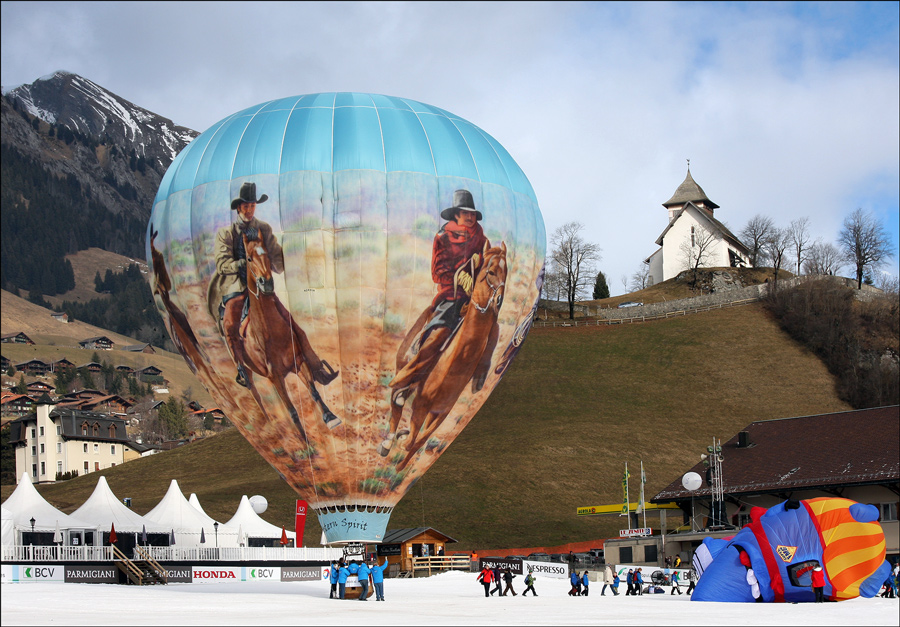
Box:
[682,472,702,491]
[249,495,268,514]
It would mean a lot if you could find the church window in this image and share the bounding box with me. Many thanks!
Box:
[691,226,695,247]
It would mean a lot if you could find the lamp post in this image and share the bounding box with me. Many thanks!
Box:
[29,517,35,560]
[214,521,219,550]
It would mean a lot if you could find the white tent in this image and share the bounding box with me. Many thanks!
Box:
[1,506,14,549]
[225,495,296,545]
[71,476,167,534]
[188,493,209,517]
[1,473,97,542]
[142,480,239,547]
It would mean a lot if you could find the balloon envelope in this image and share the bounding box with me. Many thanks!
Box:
[148,92,545,543]
[682,472,702,491]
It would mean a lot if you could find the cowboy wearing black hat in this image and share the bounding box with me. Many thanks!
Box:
[208,182,337,388]
[380,189,492,454]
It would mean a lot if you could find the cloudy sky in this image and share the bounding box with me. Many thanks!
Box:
[2,1,898,294]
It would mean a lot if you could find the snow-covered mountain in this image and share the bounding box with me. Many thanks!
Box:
[1,71,199,289]
[3,70,196,171]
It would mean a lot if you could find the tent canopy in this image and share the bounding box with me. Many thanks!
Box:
[1,473,97,531]
[142,480,239,547]
[225,495,296,540]
[71,476,167,533]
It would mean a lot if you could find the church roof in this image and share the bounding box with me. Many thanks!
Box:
[654,202,750,254]
[663,168,719,209]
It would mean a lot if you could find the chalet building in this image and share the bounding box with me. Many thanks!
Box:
[603,406,900,568]
[50,358,76,372]
[1,332,35,345]
[644,166,752,286]
[377,527,458,575]
[79,394,134,416]
[1,355,10,371]
[135,365,163,383]
[1,393,37,419]
[50,312,69,323]
[79,336,115,350]
[14,360,51,376]
[115,365,135,378]
[81,362,103,374]
[26,381,54,395]
[62,389,106,402]
[121,344,156,354]
[9,404,143,483]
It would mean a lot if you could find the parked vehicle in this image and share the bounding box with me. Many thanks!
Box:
[588,548,605,563]
[527,552,550,562]
[549,553,568,563]
[617,301,643,308]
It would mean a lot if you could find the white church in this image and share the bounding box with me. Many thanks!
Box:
[645,166,752,286]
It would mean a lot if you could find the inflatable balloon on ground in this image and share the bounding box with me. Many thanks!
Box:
[692,497,891,603]
[147,93,545,544]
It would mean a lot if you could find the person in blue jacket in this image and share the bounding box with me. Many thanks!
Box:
[348,560,360,575]
[329,560,339,598]
[634,568,644,595]
[337,562,350,599]
[581,571,590,596]
[569,569,581,596]
[356,559,371,601]
[370,557,389,601]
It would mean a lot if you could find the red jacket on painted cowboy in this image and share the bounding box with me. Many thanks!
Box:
[431,220,490,307]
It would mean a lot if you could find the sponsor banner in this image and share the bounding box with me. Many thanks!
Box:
[192,566,243,583]
[281,566,326,582]
[1,565,11,583]
[478,558,522,575]
[295,500,308,544]
[12,565,65,582]
[619,528,652,538]
[521,560,569,579]
[613,564,691,582]
[164,566,193,583]
[246,566,280,581]
[64,565,117,583]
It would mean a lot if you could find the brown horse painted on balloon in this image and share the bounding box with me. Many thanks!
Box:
[149,225,221,391]
[239,230,340,439]
[383,242,507,471]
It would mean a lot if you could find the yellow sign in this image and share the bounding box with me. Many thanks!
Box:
[576,502,679,516]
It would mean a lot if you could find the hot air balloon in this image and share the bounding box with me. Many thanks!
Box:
[691,497,891,603]
[147,93,545,544]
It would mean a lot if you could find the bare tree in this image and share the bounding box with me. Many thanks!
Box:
[541,259,566,301]
[876,272,899,295]
[740,214,775,267]
[762,227,791,288]
[629,261,651,292]
[549,222,602,319]
[837,208,897,289]
[803,239,845,276]
[679,225,718,288]
[788,217,811,275]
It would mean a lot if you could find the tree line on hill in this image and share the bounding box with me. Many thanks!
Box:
[765,280,899,409]
[0,144,147,297]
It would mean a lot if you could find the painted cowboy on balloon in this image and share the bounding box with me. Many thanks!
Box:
[207,181,339,392]
[381,189,505,459]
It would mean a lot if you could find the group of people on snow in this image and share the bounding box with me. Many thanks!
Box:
[477,565,522,596]
[329,557,389,601]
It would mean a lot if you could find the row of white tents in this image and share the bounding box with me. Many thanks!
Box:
[2,473,296,549]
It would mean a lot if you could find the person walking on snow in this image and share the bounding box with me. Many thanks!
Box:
[337,561,350,599]
[329,560,339,598]
[522,571,538,596]
[477,565,493,597]
[626,569,635,595]
[491,566,503,596]
[502,567,517,596]
[671,570,682,595]
[569,569,582,596]
[634,568,644,595]
[581,571,591,596]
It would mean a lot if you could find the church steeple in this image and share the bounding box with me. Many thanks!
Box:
[662,161,719,219]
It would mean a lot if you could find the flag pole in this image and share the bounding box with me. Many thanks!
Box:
[624,462,631,529]
[640,460,647,530]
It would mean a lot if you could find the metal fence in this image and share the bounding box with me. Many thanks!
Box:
[3,545,113,562]
[532,298,760,328]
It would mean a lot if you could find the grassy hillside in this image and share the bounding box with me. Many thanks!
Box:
[1,289,213,406]
[3,301,849,551]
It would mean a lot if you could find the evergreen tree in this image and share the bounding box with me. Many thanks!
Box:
[159,397,188,438]
[15,374,27,394]
[593,271,610,300]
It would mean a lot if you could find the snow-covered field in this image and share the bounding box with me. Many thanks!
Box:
[2,570,897,626]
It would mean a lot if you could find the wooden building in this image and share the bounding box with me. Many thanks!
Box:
[377,527,458,575]
[1,332,35,345]
[14,360,50,376]
[78,336,115,350]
